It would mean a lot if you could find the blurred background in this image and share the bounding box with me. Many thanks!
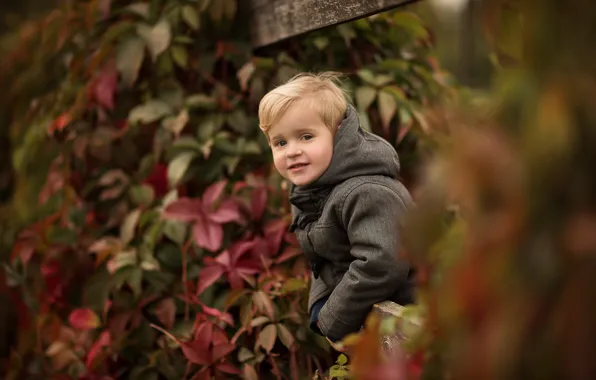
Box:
[1,0,595,379]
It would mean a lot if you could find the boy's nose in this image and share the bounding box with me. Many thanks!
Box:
[286,145,302,157]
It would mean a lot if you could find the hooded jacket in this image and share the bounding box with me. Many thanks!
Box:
[289,104,415,341]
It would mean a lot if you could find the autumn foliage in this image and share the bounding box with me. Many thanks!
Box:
[1,1,448,379]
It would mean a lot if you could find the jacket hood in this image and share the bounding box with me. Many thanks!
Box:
[298,104,400,190]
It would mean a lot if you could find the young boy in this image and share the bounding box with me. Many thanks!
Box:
[258,72,415,347]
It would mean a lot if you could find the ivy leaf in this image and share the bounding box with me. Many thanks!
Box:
[167,152,195,188]
[355,86,377,112]
[378,90,397,133]
[171,45,188,68]
[129,184,155,207]
[357,69,377,85]
[154,297,176,329]
[392,12,429,40]
[69,308,101,330]
[116,36,145,88]
[337,354,348,365]
[129,100,172,125]
[137,19,172,61]
[276,324,295,349]
[162,109,189,136]
[182,5,200,30]
[252,291,274,319]
[163,220,188,246]
[120,209,142,245]
[257,324,277,353]
[237,61,255,92]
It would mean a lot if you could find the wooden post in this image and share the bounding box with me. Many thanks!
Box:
[249,0,419,48]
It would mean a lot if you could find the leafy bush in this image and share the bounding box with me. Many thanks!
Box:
[1,1,450,379]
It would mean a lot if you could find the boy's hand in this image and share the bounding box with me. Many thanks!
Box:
[317,321,347,352]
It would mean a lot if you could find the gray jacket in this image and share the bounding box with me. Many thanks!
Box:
[289,105,415,341]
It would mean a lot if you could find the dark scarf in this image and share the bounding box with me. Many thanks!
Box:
[289,185,333,232]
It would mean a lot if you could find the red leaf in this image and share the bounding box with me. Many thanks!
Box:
[202,180,228,208]
[228,239,257,262]
[197,265,224,295]
[227,271,245,290]
[163,198,203,222]
[85,330,111,369]
[275,247,302,264]
[214,250,232,268]
[208,199,241,223]
[154,297,176,329]
[93,62,118,110]
[192,218,223,251]
[216,362,241,375]
[250,186,268,220]
[49,113,72,134]
[191,368,211,380]
[143,163,168,198]
[11,238,36,265]
[181,340,210,365]
[193,321,213,351]
[212,326,229,346]
[69,308,101,330]
[212,343,236,362]
[202,305,234,326]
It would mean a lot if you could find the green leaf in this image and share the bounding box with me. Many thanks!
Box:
[337,354,348,366]
[257,324,277,353]
[139,246,161,271]
[163,220,188,246]
[355,86,377,112]
[276,324,295,349]
[126,3,150,19]
[171,45,188,68]
[392,12,429,40]
[181,5,200,30]
[167,152,195,187]
[186,94,217,110]
[129,184,155,207]
[329,364,350,379]
[116,37,145,88]
[121,209,142,245]
[108,249,137,274]
[129,100,172,125]
[162,109,189,135]
[378,90,397,131]
[281,278,306,294]
[127,267,143,297]
[383,85,406,102]
[137,19,172,61]
[313,36,329,50]
[227,109,251,134]
[357,69,377,85]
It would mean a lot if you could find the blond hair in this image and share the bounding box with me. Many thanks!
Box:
[258,72,349,136]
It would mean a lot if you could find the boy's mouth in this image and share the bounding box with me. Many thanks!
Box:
[288,163,309,171]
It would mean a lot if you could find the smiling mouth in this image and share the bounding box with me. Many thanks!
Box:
[288,163,308,171]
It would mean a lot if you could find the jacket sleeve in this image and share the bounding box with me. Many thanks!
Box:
[316,181,413,341]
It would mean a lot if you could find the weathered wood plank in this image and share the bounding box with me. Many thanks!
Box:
[249,0,419,48]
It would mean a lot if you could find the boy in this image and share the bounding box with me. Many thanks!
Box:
[258,72,415,348]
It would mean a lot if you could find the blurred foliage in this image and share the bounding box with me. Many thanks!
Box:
[401,0,596,379]
[0,0,451,379]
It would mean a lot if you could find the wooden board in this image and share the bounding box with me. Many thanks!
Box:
[249,0,419,48]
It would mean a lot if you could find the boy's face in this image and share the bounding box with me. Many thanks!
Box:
[268,101,334,186]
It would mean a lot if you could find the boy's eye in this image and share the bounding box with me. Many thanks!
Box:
[302,134,313,140]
